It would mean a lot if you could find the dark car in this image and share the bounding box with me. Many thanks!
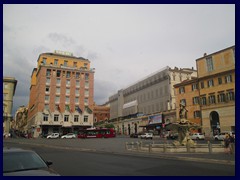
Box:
[167,133,179,140]
[3,147,60,176]
[130,133,139,138]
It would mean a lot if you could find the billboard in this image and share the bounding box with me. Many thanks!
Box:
[148,114,162,124]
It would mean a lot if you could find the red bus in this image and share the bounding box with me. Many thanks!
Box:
[78,128,116,138]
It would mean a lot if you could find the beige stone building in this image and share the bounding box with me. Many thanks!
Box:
[196,46,235,136]
[3,77,17,136]
[109,66,197,135]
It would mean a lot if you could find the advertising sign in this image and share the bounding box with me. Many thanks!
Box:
[148,114,162,124]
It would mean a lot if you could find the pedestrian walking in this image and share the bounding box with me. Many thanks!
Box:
[229,133,235,154]
[223,133,230,154]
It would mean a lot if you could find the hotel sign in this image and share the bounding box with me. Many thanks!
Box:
[54,50,73,56]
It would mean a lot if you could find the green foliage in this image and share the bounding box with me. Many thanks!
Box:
[104,124,115,129]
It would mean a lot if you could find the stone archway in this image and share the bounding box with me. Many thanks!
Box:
[209,111,220,135]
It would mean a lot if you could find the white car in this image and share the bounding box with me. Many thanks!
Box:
[61,133,76,139]
[190,133,205,140]
[46,133,60,139]
[140,133,153,139]
[214,131,234,141]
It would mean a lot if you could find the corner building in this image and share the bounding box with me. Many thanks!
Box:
[196,46,235,136]
[27,51,95,137]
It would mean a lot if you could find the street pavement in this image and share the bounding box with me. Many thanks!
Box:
[3,136,235,165]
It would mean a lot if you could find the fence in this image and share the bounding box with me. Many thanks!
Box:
[125,141,233,154]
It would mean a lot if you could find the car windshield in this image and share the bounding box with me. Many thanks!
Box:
[3,151,48,173]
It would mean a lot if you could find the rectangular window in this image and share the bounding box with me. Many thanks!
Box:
[226,91,235,101]
[225,75,232,83]
[43,114,49,121]
[46,77,51,84]
[84,98,89,105]
[179,87,185,94]
[218,77,222,85]
[208,79,214,87]
[64,60,68,67]
[85,73,89,81]
[66,88,70,95]
[76,80,80,87]
[84,116,88,122]
[66,71,71,78]
[206,57,214,72]
[85,90,89,97]
[192,97,199,105]
[73,62,77,68]
[45,87,50,93]
[75,89,79,96]
[57,70,61,77]
[194,111,201,118]
[45,95,49,102]
[42,58,47,65]
[56,87,60,94]
[66,96,70,103]
[85,82,89,88]
[64,115,69,122]
[75,97,79,103]
[200,82,205,89]
[54,59,58,65]
[44,104,49,110]
[54,114,59,122]
[192,83,198,91]
[46,69,51,76]
[55,96,60,103]
[208,95,216,104]
[217,93,225,103]
[76,72,80,78]
[66,79,70,86]
[57,78,61,85]
[201,97,207,105]
[74,115,79,122]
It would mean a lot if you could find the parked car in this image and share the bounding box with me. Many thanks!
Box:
[140,133,153,139]
[214,131,235,141]
[46,133,60,139]
[3,147,60,176]
[61,133,76,139]
[190,133,205,140]
[166,132,179,140]
[130,133,139,138]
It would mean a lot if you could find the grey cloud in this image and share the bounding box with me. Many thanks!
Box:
[48,33,76,47]
[94,79,118,104]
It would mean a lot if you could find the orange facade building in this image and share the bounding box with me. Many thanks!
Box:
[174,78,201,131]
[196,46,235,136]
[27,51,95,137]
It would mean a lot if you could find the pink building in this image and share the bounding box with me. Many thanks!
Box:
[27,51,95,137]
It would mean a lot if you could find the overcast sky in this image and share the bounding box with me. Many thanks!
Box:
[3,4,235,116]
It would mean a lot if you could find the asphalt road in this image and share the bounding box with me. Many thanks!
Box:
[4,141,235,176]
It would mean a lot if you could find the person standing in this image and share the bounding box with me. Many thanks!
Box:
[223,134,230,154]
[229,133,235,154]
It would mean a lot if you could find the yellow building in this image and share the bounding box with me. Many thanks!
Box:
[196,45,235,136]
[174,78,202,131]
[3,77,17,136]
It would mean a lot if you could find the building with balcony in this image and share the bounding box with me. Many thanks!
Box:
[27,50,95,137]
[196,46,235,136]
[109,66,197,135]
[3,77,17,136]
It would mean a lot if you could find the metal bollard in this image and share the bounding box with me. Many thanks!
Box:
[163,143,167,153]
[125,142,128,150]
[186,140,191,153]
[208,141,212,154]
[149,143,152,153]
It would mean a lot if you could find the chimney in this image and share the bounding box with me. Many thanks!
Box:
[204,53,207,57]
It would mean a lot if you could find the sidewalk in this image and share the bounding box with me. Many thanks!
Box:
[3,138,235,165]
